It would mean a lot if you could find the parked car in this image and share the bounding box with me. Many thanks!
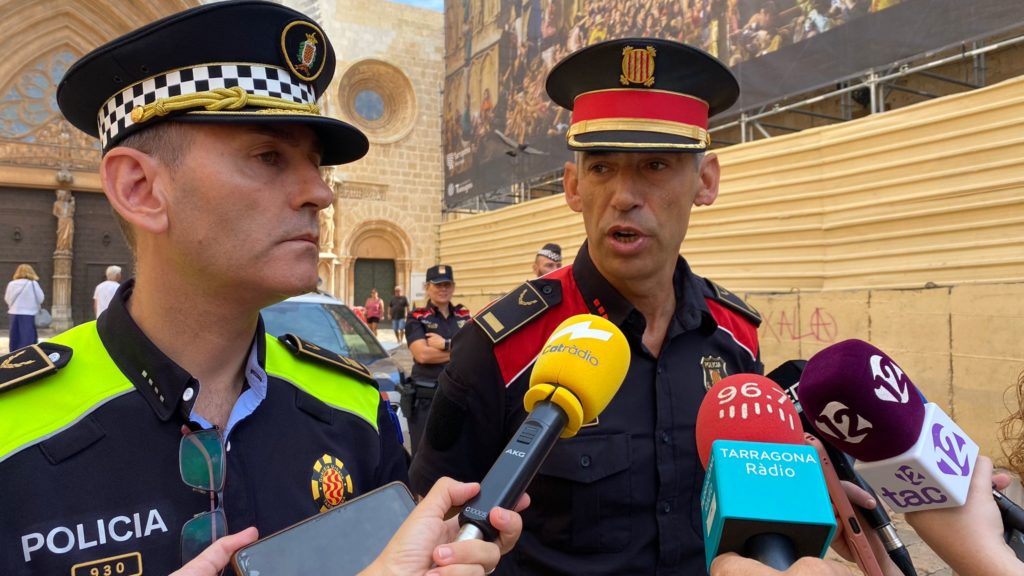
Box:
[261,292,409,450]
[262,292,404,390]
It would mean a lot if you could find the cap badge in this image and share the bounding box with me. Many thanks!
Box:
[282,20,326,82]
[438,266,447,274]
[620,45,657,87]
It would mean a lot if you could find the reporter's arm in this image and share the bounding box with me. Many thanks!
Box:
[710,553,856,575]
[903,456,1023,576]
[170,527,259,576]
[360,477,526,576]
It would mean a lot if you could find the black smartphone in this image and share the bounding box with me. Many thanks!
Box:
[232,481,416,575]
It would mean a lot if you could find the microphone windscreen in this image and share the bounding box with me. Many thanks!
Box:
[798,339,925,462]
[527,314,629,431]
[695,374,804,468]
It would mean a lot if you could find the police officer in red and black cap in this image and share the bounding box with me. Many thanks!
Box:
[0,3,522,576]
[411,38,763,575]
[403,264,471,454]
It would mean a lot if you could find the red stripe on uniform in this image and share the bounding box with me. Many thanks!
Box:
[704,298,759,361]
[491,267,589,387]
[571,90,709,128]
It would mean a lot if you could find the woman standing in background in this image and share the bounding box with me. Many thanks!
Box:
[364,288,383,335]
[4,264,45,351]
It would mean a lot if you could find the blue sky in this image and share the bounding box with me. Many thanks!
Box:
[390,0,443,10]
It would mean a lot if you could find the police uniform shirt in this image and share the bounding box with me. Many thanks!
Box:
[0,281,408,575]
[404,301,471,382]
[409,244,763,575]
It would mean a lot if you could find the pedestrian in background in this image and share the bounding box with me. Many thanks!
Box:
[364,287,383,335]
[389,285,410,342]
[93,265,122,318]
[4,264,45,351]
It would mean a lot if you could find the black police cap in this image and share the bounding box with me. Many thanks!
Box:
[57,0,367,166]
[545,38,739,152]
[426,265,454,284]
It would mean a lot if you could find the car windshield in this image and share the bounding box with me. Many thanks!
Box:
[261,301,387,365]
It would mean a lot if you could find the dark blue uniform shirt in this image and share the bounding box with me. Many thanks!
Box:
[405,301,471,382]
[0,282,408,575]
[410,244,762,575]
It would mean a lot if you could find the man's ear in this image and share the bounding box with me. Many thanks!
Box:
[694,152,721,207]
[100,147,170,235]
[563,160,582,213]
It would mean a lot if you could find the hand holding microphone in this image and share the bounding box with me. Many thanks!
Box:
[697,374,837,571]
[456,314,630,542]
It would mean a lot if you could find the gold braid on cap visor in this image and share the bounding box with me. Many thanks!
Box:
[567,117,710,149]
[130,86,320,124]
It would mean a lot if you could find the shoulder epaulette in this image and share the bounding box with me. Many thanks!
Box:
[277,334,377,387]
[705,279,761,326]
[410,307,430,320]
[475,278,562,344]
[0,342,73,394]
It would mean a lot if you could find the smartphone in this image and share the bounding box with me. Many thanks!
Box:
[232,481,416,575]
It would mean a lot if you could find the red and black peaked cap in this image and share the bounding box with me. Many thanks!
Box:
[57,0,368,166]
[545,38,739,152]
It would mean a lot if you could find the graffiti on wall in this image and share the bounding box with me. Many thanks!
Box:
[762,306,838,343]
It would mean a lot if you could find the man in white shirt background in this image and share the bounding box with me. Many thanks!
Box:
[93,265,121,318]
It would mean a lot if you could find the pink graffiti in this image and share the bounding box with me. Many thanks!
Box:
[763,307,838,343]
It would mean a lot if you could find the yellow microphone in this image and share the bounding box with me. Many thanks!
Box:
[458,314,630,541]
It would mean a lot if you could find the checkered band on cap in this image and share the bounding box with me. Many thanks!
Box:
[98,63,317,148]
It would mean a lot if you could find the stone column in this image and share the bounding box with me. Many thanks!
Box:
[51,182,75,333]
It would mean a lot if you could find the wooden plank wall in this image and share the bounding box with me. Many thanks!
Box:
[439,75,1024,457]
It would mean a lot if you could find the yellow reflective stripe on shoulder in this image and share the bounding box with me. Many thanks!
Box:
[0,322,133,463]
[264,334,380,431]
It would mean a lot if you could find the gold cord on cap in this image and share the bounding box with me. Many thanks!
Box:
[130,86,320,124]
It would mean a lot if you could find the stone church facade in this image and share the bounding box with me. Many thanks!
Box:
[0,0,443,333]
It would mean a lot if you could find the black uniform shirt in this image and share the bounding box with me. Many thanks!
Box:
[410,245,763,576]
[405,301,471,382]
[0,282,408,575]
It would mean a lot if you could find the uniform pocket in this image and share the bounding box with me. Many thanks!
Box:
[530,433,632,552]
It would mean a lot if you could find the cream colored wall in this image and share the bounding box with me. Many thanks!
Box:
[440,75,1024,459]
[749,286,1024,458]
[323,0,444,302]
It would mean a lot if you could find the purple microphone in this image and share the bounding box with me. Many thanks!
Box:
[798,340,978,513]
[797,340,925,462]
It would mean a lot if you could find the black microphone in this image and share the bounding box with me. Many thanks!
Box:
[769,360,917,576]
[456,315,629,541]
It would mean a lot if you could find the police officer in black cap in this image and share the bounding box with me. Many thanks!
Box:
[411,38,763,575]
[0,3,522,576]
[403,264,471,454]
[533,243,562,277]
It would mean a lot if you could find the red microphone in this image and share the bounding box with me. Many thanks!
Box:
[696,374,804,468]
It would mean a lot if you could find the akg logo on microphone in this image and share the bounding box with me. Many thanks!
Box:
[870,354,910,404]
[932,423,971,477]
[814,401,873,444]
[894,465,925,486]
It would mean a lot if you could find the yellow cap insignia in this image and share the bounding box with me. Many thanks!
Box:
[620,45,657,87]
